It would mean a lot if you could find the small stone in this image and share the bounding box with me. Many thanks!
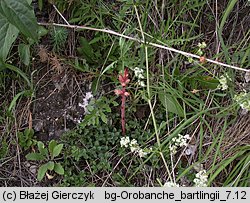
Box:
[33,120,43,132]
[30,165,37,175]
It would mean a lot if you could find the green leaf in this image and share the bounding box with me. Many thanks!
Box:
[37,26,48,38]
[47,161,55,171]
[1,62,31,86]
[91,77,100,95]
[52,144,63,159]
[26,0,32,4]
[49,140,57,156]
[158,92,184,117]
[0,13,19,61]
[37,163,48,181]
[8,90,30,113]
[24,128,34,139]
[1,61,27,82]
[78,37,94,62]
[195,76,219,89]
[37,141,48,156]
[101,61,117,75]
[37,141,45,152]
[54,163,64,175]
[25,152,45,161]
[18,43,30,66]
[38,0,43,11]
[100,112,108,124]
[0,0,39,40]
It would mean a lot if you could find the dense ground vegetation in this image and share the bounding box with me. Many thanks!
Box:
[0,0,250,186]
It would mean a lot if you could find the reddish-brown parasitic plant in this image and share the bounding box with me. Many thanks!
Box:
[114,68,130,135]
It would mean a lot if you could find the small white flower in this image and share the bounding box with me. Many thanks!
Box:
[78,91,94,114]
[134,67,145,87]
[130,139,138,146]
[234,91,250,112]
[138,149,148,158]
[120,137,130,148]
[169,134,190,154]
[197,49,203,56]
[193,170,208,187]
[169,145,177,154]
[198,42,207,49]
[134,67,144,78]
[85,92,93,100]
[130,145,139,153]
[217,73,231,91]
[164,181,180,187]
[217,75,228,90]
[121,137,150,158]
[138,80,146,87]
[129,139,140,152]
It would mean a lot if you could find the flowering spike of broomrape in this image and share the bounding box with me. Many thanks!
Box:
[114,68,130,135]
[119,68,130,87]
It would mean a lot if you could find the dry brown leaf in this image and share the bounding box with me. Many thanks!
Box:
[46,172,54,180]
[38,45,49,63]
[50,55,63,74]
[191,89,200,94]
[28,110,32,130]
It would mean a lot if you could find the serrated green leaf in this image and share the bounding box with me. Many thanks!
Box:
[0,0,39,40]
[52,144,63,159]
[18,43,30,66]
[49,140,57,156]
[54,163,64,175]
[25,152,45,161]
[37,163,48,181]
[0,13,19,61]
[158,92,184,117]
[47,161,55,171]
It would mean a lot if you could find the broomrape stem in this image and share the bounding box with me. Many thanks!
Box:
[121,87,126,136]
[115,68,129,136]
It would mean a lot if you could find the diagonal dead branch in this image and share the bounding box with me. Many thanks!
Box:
[38,22,250,73]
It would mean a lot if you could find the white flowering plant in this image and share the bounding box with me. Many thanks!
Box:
[134,67,146,87]
[196,42,207,56]
[164,181,180,187]
[193,170,208,187]
[169,134,190,155]
[234,91,250,112]
[217,73,231,91]
[120,136,151,158]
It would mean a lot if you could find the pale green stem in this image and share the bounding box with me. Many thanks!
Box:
[134,4,173,183]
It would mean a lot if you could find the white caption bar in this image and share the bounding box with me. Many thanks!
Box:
[0,187,248,203]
